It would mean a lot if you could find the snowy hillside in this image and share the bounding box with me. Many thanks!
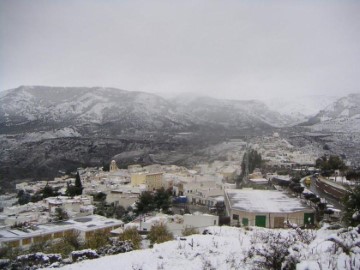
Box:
[0,86,191,132]
[264,95,339,124]
[52,225,360,270]
[0,86,294,135]
[305,93,360,132]
[174,96,292,128]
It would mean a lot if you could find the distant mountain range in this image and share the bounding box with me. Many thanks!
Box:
[0,86,294,136]
[1,86,359,139]
[0,86,359,189]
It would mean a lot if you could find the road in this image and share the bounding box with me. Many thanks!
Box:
[301,176,344,210]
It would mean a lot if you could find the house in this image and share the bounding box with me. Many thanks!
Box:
[122,213,218,236]
[44,195,94,217]
[0,215,124,248]
[220,166,238,182]
[106,188,142,208]
[224,189,314,228]
[131,172,164,191]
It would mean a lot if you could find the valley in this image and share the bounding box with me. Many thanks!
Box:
[0,86,359,192]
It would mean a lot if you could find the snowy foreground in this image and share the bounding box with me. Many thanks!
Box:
[50,225,360,270]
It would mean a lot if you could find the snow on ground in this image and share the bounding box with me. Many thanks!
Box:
[22,127,81,142]
[49,225,360,270]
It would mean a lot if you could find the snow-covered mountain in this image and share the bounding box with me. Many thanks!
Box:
[0,86,293,136]
[0,86,289,185]
[264,95,339,124]
[304,93,360,132]
[0,86,192,134]
[173,95,293,128]
[49,225,360,270]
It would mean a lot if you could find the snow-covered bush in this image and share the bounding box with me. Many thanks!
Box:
[97,238,133,256]
[119,226,142,249]
[71,249,99,262]
[9,252,62,269]
[246,231,294,270]
[147,222,173,245]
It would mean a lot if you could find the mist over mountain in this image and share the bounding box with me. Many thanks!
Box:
[0,86,295,135]
[263,95,339,124]
[301,93,360,132]
[0,86,359,191]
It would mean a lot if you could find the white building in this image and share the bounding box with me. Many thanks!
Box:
[123,213,219,236]
[224,189,314,228]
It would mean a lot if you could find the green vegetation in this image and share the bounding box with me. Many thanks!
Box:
[65,172,83,197]
[315,155,347,177]
[93,191,107,202]
[42,183,56,198]
[54,207,69,221]
[182,226,199,236]
[244,149,263,174]
[18,183,61,205]
[94,202,133,221]
[17,190,31,205]
[119,227,142,249]
[342,185,360,226]
[147,223,173,245]
[0,244,23,260]
[135,188,172,215]
[85,232,110,250]
[346,170,360,181]
[237,149,262,187]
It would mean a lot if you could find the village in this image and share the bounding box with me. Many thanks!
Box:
[0,133,355,257]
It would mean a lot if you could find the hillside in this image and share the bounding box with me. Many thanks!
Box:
[0,86,193,135]
[0,86,286,187]
[264,95,339,124]
[1,86,359,187]
[0,86,291,134]
[304,93,360,133]
[50,225,360,270]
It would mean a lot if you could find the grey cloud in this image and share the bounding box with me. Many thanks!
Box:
[1,0,359,100]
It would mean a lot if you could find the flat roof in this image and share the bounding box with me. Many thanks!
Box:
[225,189,312,213]
[0,215,123,242]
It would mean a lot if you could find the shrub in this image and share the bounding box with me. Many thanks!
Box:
[71,249,99,262]
[147,223,173,245]
[119,227,142,250]
[182,227,199,236]
[85,232,110,250]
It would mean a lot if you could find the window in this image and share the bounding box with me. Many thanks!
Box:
[233,214,239,220]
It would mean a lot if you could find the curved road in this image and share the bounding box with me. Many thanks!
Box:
[301,176,344,210]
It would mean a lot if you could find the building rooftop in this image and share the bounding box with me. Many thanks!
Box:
[225,189,312,213]
[0,215,123,243]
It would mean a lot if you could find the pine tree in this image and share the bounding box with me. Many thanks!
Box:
[75,171,83,195]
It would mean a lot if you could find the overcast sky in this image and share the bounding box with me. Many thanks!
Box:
[0,0,359,100]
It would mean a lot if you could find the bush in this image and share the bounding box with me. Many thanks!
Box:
[0,245,23,260]
[63,230,83,250]
[342,185,360,226]
[29,236,52,253]
[12,253,62,269]
[97,239,133,256]
[71,249,99,262]
[85,232,110,250]
[147,223,173,245]
[119,227,142,250]
[182,227,199,236]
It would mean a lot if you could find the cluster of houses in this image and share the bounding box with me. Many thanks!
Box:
[0,134,323,249]
[251,133,319,168]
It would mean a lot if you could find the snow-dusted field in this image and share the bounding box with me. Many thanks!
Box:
[49,225,360,270]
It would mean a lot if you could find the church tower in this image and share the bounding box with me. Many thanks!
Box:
[110,160,119,172]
